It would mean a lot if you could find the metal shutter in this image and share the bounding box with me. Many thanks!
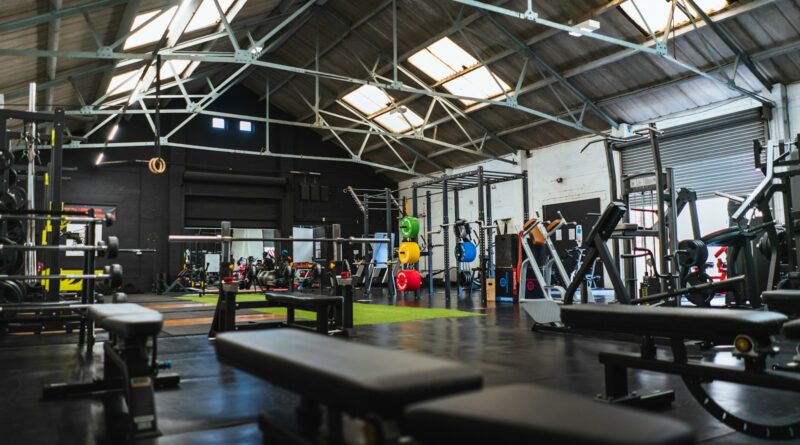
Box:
[620,108,767,200]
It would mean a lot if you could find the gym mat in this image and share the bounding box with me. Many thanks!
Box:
[177,294,482,325]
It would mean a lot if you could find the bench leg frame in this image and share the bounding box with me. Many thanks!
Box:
[42,334,180,441]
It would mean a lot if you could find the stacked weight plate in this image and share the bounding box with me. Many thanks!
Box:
[396,216,422,292]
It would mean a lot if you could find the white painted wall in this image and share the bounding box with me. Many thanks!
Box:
[398,82,800,281]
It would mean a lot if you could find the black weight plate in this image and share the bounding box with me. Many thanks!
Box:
[678,239,708,269]
[5,220,26,244]
[684,271,714,307]
[0,151,13,171]
[457,270,472,287]
[0,191,19,211]
[0,279,23,303]
[10,186,25,206]
[0,237,23,274]
[7,169,17,187]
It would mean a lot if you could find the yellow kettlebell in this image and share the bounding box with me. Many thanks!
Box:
[398,242,421,264]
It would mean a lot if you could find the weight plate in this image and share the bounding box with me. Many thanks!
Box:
[7,168,17,187]
[395,269,421,292]
[0,237,23,274]
[455,242,477,262]
[457,270,472,287]
[684,271,714,307]
[0,151,13,171]
[5,220,26,244]
[0,279,24,303]
[399,216,420,240]
[678,239,708,269]
[397,242,421,264]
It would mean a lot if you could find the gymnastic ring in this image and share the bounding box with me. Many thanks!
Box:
[148,157,166,174]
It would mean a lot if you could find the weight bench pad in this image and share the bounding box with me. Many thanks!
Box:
[762,290,800,313]
[405,385,695,445]
[264,292,343,306]
[783,320,800,340]
[215,330,482,416]
[561,304,786,340]
[88,303,163,337]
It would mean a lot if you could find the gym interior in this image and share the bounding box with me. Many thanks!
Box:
[2,1,800,444]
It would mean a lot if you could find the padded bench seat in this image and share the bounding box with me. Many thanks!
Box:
[783,320,800,340]
[762,290,800,315]
[561,304,786,341]
[215,329,482,417]
[405,384,695,445]
[264,292,343,307]
[88,303,163,337]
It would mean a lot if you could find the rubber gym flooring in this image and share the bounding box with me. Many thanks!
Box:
[1,289,799,444]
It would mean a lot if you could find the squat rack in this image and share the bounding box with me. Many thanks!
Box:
[410,166,529,304]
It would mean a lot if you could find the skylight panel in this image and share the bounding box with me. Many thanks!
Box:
[123,7,179,50]
[159,60,191,79]
[341,85,395,115]
[408,37,479,82]
[442,66,511,105]
[374,107,424,133]
[185,0,239,33]
[619,0,727,34]
[106,68,144,95]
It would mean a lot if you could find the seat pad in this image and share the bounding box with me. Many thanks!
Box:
[265,292,343,307]
[763,290,800,314]
[561,304,786,341]
[405,384,695,445]
[783,319,800,340]
[215,329,482,416]
[88,303,163,337]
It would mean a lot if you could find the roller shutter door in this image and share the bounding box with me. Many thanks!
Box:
[620,108,767,200]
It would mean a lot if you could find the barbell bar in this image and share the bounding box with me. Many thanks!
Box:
[0,264,123,288]
[169,235,391,244]
[0,236,119,259]
[0,213,113,226]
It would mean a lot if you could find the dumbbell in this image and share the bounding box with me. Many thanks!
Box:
[0,263,124,288]
[0,236,119,258]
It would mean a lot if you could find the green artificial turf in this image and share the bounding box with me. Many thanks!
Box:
[178,294,482,325]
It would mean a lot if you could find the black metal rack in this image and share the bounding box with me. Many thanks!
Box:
[409,167,529,304]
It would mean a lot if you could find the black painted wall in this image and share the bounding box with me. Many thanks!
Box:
[51,86,395,292]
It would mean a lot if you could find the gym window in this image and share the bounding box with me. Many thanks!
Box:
[212,117,226,130]
[407,37,511,105]
[239,121,254,133]
[619,0,728,35]
[124,7,178,50]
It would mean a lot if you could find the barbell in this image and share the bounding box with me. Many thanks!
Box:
[169,235,391,244]
[0,213,113,226]
[0,263,123,288]
[0,236,119,259]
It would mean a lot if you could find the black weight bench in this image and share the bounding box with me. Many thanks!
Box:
[216,329,696,445]
[405,384,695,445]
[263,292,345,335]
[763,289,800,316]
[561,304,800,440]
[43,303,180,440]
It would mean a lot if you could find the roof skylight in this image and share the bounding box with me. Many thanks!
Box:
[619,0,728,34]
[185,0,238,33]
[374,107,425,133]
[123,7,178,50]
[408,37,511,105]
[342,85,395,116]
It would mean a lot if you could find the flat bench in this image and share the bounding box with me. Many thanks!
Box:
[762,289,800,316]
[405,384,695,445]
[216,329,696,445]
[264,292,344,334]
[561,304,800,440]
[43,303,180,440]
[561,303,786,343]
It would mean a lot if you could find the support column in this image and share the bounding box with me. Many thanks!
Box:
[485,182,494,279]
[426,191,433,298]
[454,190,461,299]
[46,108,64,301]
[442,181,451,302]
[477,167,487,305]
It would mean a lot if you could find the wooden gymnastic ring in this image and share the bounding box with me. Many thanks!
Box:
[148,157,166,174]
